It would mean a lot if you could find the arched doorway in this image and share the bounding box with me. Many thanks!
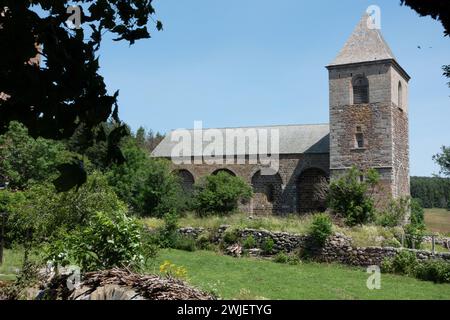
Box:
[297,168,328,213]
[174,169,195,194]
[251,170,283,215]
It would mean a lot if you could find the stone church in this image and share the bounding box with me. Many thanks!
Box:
[153,14,410,215]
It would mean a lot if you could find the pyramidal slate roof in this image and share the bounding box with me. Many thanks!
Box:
[152,124,330,157]
[329,13,396,66]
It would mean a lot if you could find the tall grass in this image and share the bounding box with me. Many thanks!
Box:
[142,212,316,235]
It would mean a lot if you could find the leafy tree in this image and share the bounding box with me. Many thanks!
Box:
[193,171,253,216]
[327,166,379,226]
[107,137,186,217]
[4,171,125,246]
[0,121,72,189]
[135,126,147,150]
[433,146,450,177]
[0,1,162,189]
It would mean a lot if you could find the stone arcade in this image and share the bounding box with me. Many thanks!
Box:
[153,14,410,215]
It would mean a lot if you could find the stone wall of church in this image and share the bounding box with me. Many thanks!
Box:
[168,153,330,215]
[392,106,410,198]
[330,102,395,201]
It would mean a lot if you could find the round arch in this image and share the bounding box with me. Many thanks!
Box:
[251,170,283,215]
[173,169,195,194]
[212,168,237,177]
[352,74,369,104]
[296,168,328,213]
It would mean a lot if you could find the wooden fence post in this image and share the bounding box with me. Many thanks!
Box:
[432,235,436,254]
[0,212,5,265]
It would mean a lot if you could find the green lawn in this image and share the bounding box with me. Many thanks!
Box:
[152,249,450,300]
[425,208,450,236]
[0,249,24,282]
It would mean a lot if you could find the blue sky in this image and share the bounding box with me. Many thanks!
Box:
[97,0,450,177]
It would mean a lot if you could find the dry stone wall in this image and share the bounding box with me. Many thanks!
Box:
[178,226,450,267]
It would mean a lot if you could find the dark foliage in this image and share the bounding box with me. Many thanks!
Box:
[410,176,450,208]
[0,1,161,190]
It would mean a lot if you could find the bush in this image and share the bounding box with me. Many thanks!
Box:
[222,228,240,245]
[415,260,450,283]
[404,223,425,249]
[309,213,333,246]
[196,231,214,250]
[376,197,409,227]
[382,238,402,248]
[328,167,378,226]
[242,235,257,249]
[381,250,418,275]
[273,251,301,265]
[273,251,289,264]
[173,235,197,252]
[157,211,180,248]
[45,209,147,271]
[261,238,275,255]
[5,172,125,246]
[107,138,188,217]
[410,198,425,228]
[193,172,252,216]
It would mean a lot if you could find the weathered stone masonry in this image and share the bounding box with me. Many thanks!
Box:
[179,227,450,267]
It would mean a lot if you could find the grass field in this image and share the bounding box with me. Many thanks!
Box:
[424,208,450,236]
[2,248,450,299]
[0,249,24,282]
[152,249,450,300]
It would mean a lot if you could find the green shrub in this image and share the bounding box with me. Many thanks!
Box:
[173,235,197,252]
[410,198,425,229]
[382,238,402,248]
[328,167,378,226]
[193,172,252,216]
[222,228,240,245]
[273,251,301,265]
[415,260,450,283]
[381,250,418,275]
[376,197,410,227]
[404,223,425,249]
[107,138,188,217]
[45,209,147,271]
[261,238,275,255]
[5,172,125,246]
[195,231,213,250]
[242,235,257,249]
[273,251,289,264]
[157,211,180,248]
[309,213,333,246]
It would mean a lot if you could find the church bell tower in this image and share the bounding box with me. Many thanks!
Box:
[326,13,410,200]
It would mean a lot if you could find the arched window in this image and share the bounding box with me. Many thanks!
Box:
[352,75,369,104]
[398,81,403,108]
